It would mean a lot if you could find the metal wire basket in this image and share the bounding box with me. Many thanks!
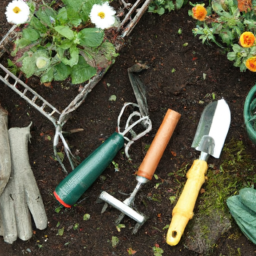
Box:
[0,0,152,173]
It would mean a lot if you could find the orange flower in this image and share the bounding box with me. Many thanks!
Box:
[192,5,207,21]
[246,57,256,72]
[238,0,252,12]
[239,32,255,47]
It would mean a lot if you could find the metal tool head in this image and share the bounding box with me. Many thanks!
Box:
[99,191,147,234]
[128,63,149,118]
[192,99,231,158]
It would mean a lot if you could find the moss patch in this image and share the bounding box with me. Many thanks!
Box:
[184,138,256,254]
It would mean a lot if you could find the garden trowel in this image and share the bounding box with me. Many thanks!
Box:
[166,99,231,246]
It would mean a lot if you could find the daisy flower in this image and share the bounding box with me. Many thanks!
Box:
[90,3,116,30]
[5,0,30,25]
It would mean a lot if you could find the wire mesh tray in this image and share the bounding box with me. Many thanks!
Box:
[0,0,152,172]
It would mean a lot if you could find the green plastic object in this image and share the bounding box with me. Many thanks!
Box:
[54,132,124,207]
[227,188,256,245]
[244,84,256,144]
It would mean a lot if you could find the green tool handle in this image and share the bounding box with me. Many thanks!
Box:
[54,132,124,207]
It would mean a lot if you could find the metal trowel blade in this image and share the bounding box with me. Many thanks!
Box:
[192,99,231,158]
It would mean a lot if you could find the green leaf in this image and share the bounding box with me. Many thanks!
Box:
[175,0,184,9]
[116,224,125,232]
[220,30,234,45]
[73,223,79,230]
[40,67,54,83]
[62,45,79,67]
[15,38,32,49]
[157,7,165,15]
[83,214,90,220]
[169,196,176,204]
[233,57,242,67]
[54,62,71,81]
[154,183,160,189]
[78,28,104,47]
[66,6,82,26]
[212,1,225,14]
[36,6,56,27]
[227,52,236,61]
[57,7,68,24]
[71,56,96,84]
[250,46,256,55]
[55,206,63,213]
[59,39,73,50]
[7,59,19,75]
[162,224,169,230]
[58,227,64,236]
[29,16,47,33]
[111,236,119,248]
[21,55,36,78]
[148,5,155,12]
[153,246,164,256]
[54,26,74,40]
[109,95,116,101]
[233,44,242,52]
[165,1,175,12]
[61,0,84,11]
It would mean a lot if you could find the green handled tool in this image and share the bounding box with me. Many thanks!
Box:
[54,132,125,207]
[54,63,151,207]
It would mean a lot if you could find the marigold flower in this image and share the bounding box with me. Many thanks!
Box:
[246,57,256,72]
[239,32,255,48]
[90,3,116,30]
[238,0,252,12]
[192,5,207,21]
[5,0,30,25]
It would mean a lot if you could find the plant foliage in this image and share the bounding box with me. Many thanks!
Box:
[148,0,187,15]
[10,0,118,84]
[190,0,256,72]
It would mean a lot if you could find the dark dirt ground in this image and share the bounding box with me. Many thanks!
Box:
[1,0,256,255]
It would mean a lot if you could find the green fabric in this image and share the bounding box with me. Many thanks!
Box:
[244,84,256,144]
[227,188,256,244]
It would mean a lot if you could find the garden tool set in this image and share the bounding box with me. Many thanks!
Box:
[166,99,231,246]
[54,63,152,207]
[99,109,181,234]
[54,102,152,208]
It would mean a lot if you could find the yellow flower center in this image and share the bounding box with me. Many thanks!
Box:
[98,12,105,19]
[13,6,21,14]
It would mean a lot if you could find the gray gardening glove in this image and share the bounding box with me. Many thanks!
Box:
[0,125,47,244]
[0,105,11,196]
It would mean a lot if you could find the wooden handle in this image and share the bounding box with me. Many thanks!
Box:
[137,109,181,180]
[166,159,208,246]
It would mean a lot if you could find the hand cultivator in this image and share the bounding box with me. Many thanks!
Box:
[99,109,181,234]
[54,101,152,208]
[0,0,152,173]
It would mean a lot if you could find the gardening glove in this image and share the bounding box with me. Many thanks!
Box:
[0,104,11,196]
[0,125,47,244]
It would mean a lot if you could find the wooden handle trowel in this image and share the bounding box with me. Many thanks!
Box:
[166,99,231,246]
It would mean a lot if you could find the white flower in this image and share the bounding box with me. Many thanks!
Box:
[90,3,116,30]
[36,57,49,69]
[5,0,30,25]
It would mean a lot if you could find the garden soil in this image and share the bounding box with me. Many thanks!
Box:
[1,0,256,255]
